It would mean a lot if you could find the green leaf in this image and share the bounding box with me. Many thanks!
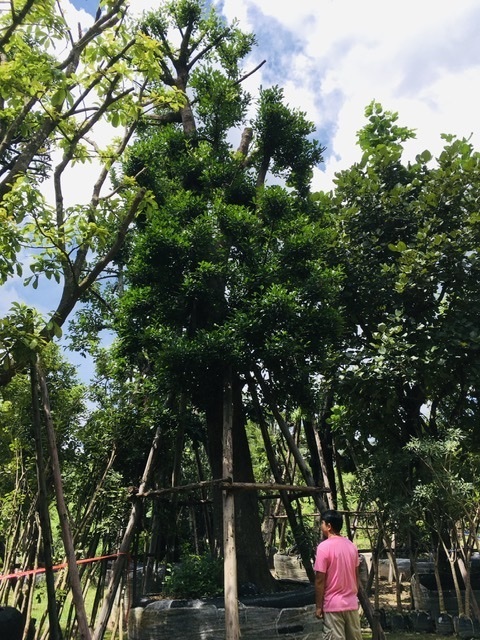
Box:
[416,149,432,163]
[51,88,66,106]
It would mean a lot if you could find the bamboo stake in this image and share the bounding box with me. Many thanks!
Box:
[92,422,162,640]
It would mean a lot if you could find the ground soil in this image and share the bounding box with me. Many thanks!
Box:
[375,579,412,611]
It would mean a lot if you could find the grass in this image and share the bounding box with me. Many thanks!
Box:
[7,581,118,639]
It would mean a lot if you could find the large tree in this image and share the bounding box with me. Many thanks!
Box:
[110,0,340,591]
[327,102,480,555]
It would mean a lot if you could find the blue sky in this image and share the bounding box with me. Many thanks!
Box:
[4,0,480,383]
[69,0,97,12]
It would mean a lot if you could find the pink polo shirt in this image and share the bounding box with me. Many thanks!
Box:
[314,536,360,612]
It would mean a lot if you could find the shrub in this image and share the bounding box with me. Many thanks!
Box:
[163,553,223,598]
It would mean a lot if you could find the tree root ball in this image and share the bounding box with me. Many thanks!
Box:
[0,606,25,640]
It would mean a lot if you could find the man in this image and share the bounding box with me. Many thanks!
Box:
[314,510,363,640]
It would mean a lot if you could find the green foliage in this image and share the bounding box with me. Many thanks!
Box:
[0,342,92,564]
[115,0,341,418]
[357,101,415,162]
[328,102,480,553]
[332,103,480,434]
[253,86,325,195]
[0,0,184,384]
[406,428,480,524]
[0,303,49,371]
[5,0,480,608]
[163,553,223,598]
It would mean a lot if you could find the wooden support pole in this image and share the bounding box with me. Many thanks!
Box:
[223,368,239,640]
[37,359,92,640]
[92,424,163,640]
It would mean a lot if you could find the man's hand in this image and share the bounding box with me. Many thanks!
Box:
[315,606,323,619]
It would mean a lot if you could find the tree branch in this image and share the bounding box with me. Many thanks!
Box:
[0,0,36,50]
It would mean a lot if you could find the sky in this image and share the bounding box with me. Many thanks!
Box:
[4,0,480,382]
[69,0,480,190]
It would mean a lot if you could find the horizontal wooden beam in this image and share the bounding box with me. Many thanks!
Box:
[139,478,330,498]
[225,482,330,493]
[141,478,226,498]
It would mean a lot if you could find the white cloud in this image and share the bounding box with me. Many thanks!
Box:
[215,0,480,190]
[62,2,94,32]
[0,276,57,318]
[14,0,480,230]
[22,0,480,277]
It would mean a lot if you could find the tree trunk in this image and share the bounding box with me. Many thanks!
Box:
[36,359,92,640]
[193,441,215,554]
[315,424,335,510]
[382,532,402,612]
[335,448,350,526]
[316,386,337,505]
[163,392,186,563]
[458,556,480,619]
[204,372,276,591]
[142,500,162,593]
[254,369,324,511]
[30,362,63,640]
[359,584,385,640]
[74,447,117,543]
[303,416,322,488]
[232,375,276,591]
[248,375,315,582]
[21,530,41,640]
[251,372,384,639]
[439,535,464,616]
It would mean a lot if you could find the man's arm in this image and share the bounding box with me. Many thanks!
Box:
[315,571,326,619]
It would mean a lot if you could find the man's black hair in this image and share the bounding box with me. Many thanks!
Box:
[322,509,343,534]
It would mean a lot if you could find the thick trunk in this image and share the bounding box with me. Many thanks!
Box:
[232,376,276,591]
[205,373,275,592]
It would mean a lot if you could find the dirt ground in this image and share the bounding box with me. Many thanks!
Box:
[373,579,412,611]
